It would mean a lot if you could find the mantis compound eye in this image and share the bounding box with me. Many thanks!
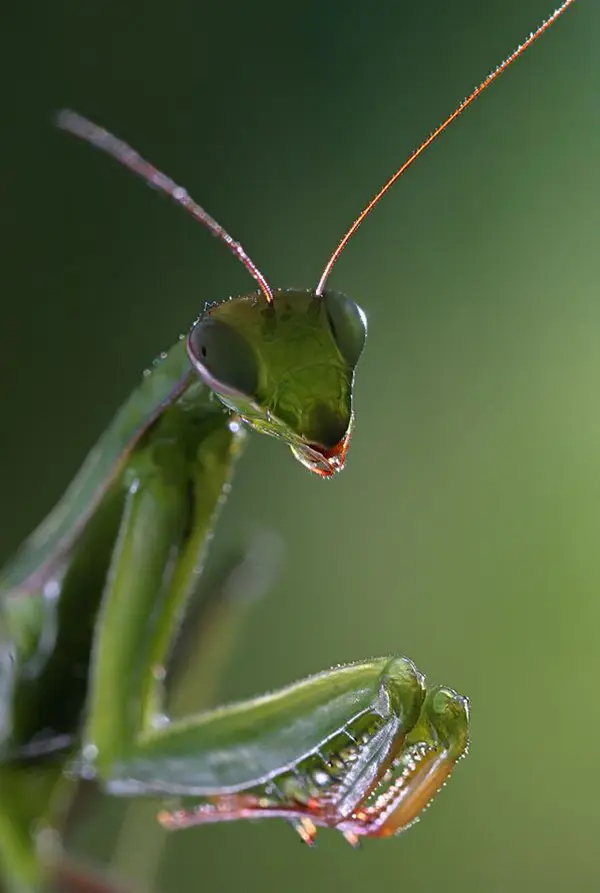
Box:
[187,317,259,399]
[321,291,367,369]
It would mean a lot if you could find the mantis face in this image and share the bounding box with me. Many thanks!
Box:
[187,288,367,476]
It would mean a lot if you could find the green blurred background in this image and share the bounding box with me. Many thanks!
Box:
[1,0,599,890]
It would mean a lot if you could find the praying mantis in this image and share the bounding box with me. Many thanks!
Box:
[0,1,579,890]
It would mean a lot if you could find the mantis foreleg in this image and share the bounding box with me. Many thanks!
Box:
[86,404,245,776]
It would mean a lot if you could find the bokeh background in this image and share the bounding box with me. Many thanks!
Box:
[1,0,599,891]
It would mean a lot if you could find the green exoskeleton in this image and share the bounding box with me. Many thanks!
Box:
[0,1,578,889]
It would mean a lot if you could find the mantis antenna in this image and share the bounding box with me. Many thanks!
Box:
[315,0,578,296]
[55,109,275,306]
[57,0,578,305]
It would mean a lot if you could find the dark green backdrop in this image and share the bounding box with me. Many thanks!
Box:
[1,1,599,891]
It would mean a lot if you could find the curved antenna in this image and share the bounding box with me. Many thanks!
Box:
[315,0,578,296]
[55,110,274,305]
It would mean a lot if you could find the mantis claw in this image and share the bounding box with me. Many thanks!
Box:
[290,818,318,847]
[152,666,468,843]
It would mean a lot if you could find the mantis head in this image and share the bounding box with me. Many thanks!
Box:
[187,288,367,476]
[57,0,577,470]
